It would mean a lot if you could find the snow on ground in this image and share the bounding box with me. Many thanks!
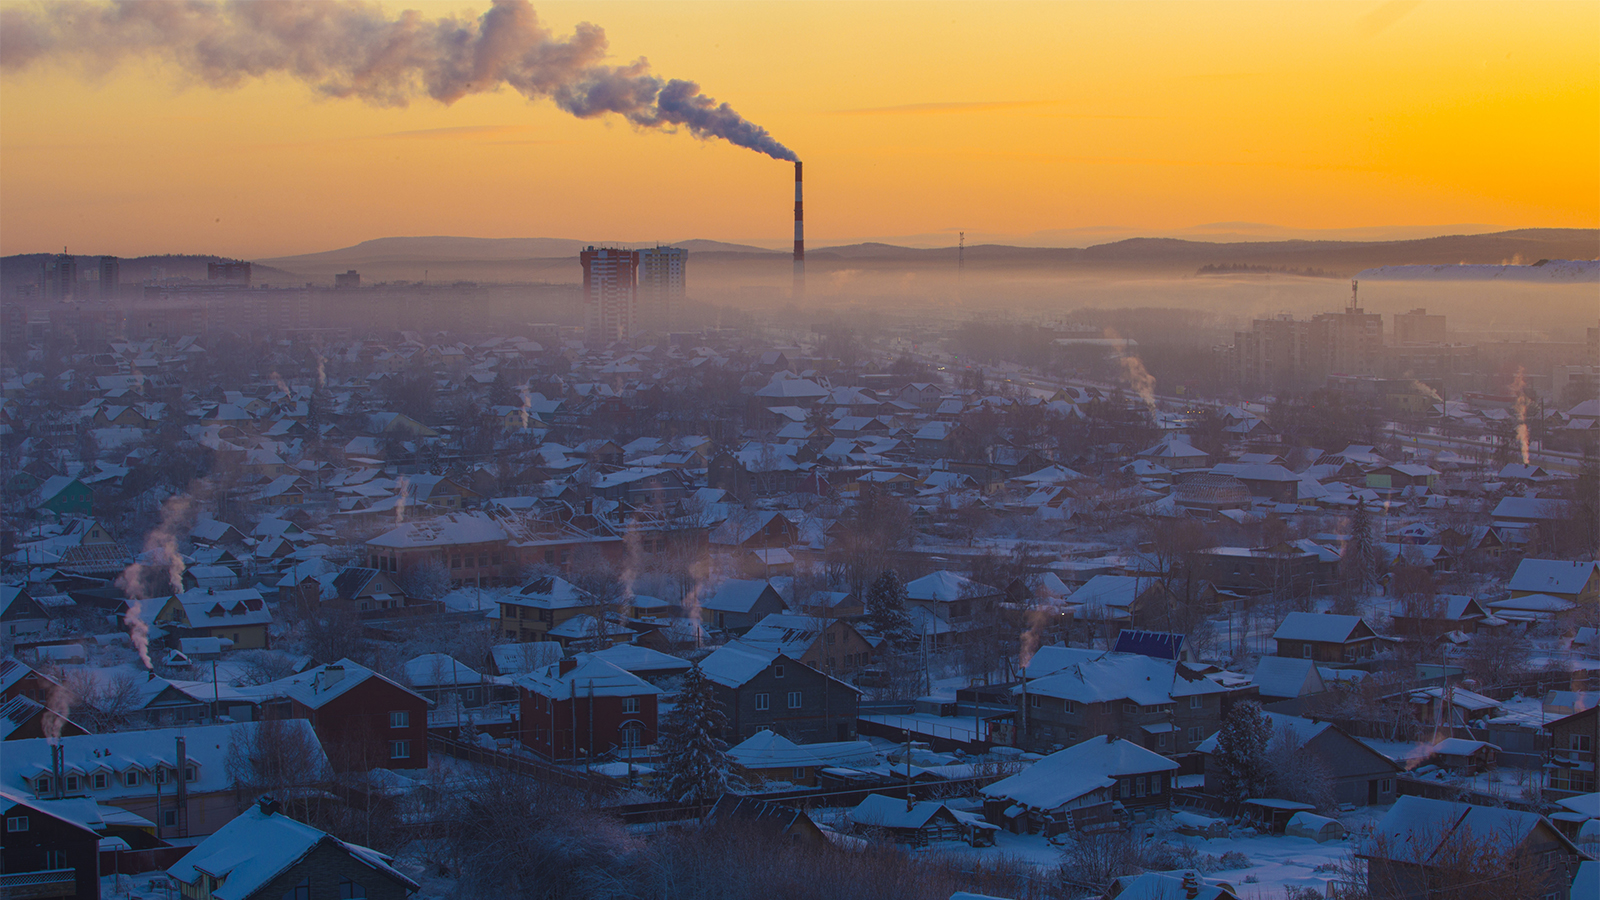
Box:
[908,806,1391,899]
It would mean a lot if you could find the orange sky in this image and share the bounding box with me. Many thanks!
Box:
[1,0,1596,258]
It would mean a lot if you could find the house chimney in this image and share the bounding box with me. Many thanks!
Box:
[558,658,578,676]
[319,664,344,691]
[175,736,189,836]
[257,795,281,816]
[51,744,65,799]
[1106,733,1115,744]
[1182,871,1199,899]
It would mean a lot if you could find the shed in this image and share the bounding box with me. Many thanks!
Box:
[1240,798,1315,834]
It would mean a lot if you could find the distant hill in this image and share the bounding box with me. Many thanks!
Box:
[0,253,305,288]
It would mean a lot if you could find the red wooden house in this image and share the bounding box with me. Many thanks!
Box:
[252,660,430,771]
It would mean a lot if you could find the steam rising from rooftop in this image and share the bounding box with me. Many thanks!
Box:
[1,0,796,161]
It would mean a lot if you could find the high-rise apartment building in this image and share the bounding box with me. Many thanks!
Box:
[638,246,687,336]
[42,254,76,301]
[1394,308,1447,344]
[580,246,640,344]
[98,256,120,300]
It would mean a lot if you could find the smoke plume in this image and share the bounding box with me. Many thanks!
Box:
[1105,328,1158,415]
[114,493,197,668]
[42,677,74,744]
[1510,367,1530,466]
[394,474,411,523]
[1,0,797,160]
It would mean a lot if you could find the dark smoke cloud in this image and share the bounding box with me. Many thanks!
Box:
[0,0,797,161]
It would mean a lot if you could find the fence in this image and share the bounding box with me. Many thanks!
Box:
[427,734,620,796]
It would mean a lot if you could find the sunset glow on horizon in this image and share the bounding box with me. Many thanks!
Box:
[1,0,1595,259]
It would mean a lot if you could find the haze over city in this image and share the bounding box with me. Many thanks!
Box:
[0,2,1596,900]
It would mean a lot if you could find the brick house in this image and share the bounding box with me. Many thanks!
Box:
[251,661,430,771]
[699,642,861,743]
[1272,612,1381,664]
[516,655,661,761]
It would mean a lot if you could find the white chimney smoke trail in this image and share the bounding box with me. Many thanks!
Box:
[1,0,797,161]
[1511,367,1531,466]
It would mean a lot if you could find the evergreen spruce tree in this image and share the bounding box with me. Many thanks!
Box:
[1341,499,1377,599]
[1212,700,1273,804]
[655,664,736,806]
[866,569,913,646]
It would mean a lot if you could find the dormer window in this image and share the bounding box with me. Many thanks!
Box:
[124,770,140,787]
[35,776,51,794]
[93,773,108,790]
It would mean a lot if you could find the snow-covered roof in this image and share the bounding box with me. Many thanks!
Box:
[905,570,997,603]
[698,641,783,688]
[403,653,482,688]
[1250,656,1325,699]
[1272,612,1371,644]
[982,736,1178,812]
[729,730,876,770]
[702,579,778,614]
[169,803,416,900]
[1368,796,1569,865]
[1019,647,1225,705]
[1508,559,1598,596]
[516,654,661,699]
[586,643,692,676]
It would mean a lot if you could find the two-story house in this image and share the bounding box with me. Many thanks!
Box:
[244,661,429,771]
[498,575,602,642]
[739,613,875,677]
[699,641,861,743]
[1014,646,1228,763]
[516,655,660,760]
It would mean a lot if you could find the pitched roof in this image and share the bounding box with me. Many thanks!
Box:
[1366,796,1573,865]
[1273,612,1372,644]
[982,736,1178,811]
[516,654,661,699]
[169,804,416,900]
[1508,559,1598,595]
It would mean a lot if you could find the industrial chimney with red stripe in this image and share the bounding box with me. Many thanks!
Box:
[793,160,804,300]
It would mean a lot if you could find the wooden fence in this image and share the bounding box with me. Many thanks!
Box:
[427,734,620,796]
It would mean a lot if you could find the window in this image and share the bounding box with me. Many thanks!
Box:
[163,809,179,828]
[755,693,770,711]
[282,878,311,900]
[92,773,108,790]
[185,766,196,782]
[1189,695,1203,710]
[390,710,410,728]
[1188,727,1202,744]
[793,767,807,780]
[773,665,785,679]
[65,775,80,792]
[1158,733,1169,748]
[1123,702,1138,715]
[825,632,835,644]
[1136,776,1147,797]
[1029,694,1041,708]
[1380,778,1394,794]
[1151,776,1162,795]
[1063,700,1077,714]
[35,776,50,794]
[43,850,65,869]
[788,691,802,709]
[390,740,411,760]
[622,697,640,714]
[1574,734,1594,753]
[339,878,367,899]
[451,557,461,569]
[1302,645,1313,659]
[5,816,26,832]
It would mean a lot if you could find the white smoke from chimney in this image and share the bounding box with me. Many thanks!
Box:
[42,677,75,744]
[1104,328,1158,415]
[114,493,196,669]
[394,475,411,524]
[1,0,797,160]
[517,384,533,431]
[1510,367,1531,466]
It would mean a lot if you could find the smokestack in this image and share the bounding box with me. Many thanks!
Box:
[793,160,804,299]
